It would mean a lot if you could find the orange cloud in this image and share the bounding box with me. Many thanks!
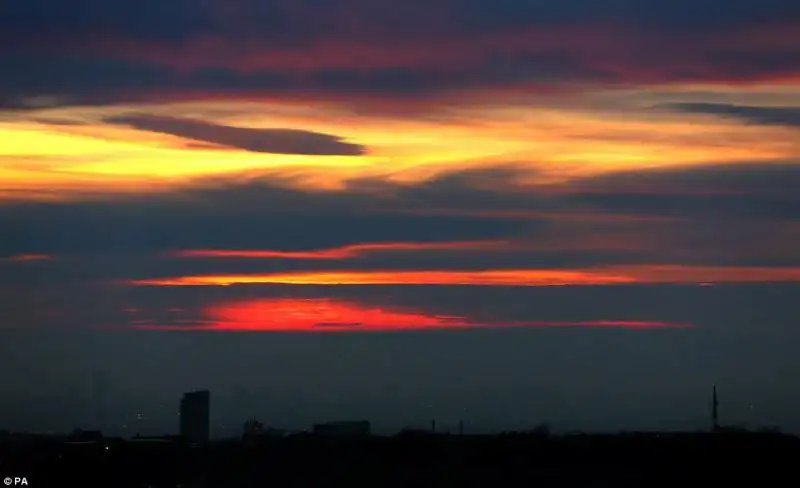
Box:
[169,240,509,260]
[126,269,635,287]
[125,265,800,287]
[130,298,688,332]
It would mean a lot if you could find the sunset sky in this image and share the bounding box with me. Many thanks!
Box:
[2,0,800,435]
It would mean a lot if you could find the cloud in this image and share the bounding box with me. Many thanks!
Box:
[30,118,87,126]
[3,162,800,300]
[0,253,51,263]
[125,269,634,287]
[660,103,800,128]
[129,297,689,332]
[0,184,524,257]
[3,162,800,261]
[4,0,800,51]
[2,1,800,112]
[568,162,800,219]
[104,114,367,155]
[168,241,508,260]
[123,266,800,288]
[0,55,602,114]
[1,270,795,332]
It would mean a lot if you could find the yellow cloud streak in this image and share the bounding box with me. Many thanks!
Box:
[129,269,634,286]
[2,91,798,200]
[126,265,800,287]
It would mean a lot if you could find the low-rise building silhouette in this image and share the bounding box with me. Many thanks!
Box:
[243,419,264,438]
[242,419,283,439]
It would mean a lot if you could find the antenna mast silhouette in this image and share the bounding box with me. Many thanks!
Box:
[711,384,719,432]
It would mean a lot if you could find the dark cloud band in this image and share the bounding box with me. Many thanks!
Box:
[104,114,366,155]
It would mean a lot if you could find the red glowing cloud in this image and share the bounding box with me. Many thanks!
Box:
[169,298,468,331]
[130,298,689,332]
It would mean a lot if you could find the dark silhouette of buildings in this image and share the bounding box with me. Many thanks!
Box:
[242,419,283,439]
[180,390,210,443]
[243,419,264,438]
[3,429,798,486]
[5,382,799,486]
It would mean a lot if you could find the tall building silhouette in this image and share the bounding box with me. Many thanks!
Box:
[180,390,210,442]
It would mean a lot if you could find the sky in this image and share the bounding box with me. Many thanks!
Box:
[2,0,800,437]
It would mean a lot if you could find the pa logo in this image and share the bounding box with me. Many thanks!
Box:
[3,478,28,486]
